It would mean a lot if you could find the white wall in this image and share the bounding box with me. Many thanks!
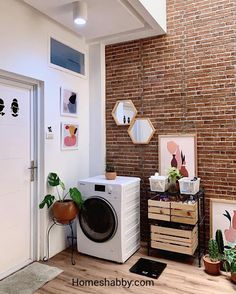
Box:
[0,0,90,258]
[89,43,106,176]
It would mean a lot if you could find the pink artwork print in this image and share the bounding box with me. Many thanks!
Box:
[159,135,196,177]
[167,140,189,176]
[223,210,236,244]
[62,123,79,150]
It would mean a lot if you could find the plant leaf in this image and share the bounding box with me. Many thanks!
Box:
[39,194,55,209]
[48,172,60,186]
[59,180,65,190]
[69,188,84,209]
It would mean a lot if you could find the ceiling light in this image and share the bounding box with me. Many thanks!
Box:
[73,1,87,25]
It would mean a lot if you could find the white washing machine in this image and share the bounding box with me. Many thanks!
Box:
[77,175,140,263]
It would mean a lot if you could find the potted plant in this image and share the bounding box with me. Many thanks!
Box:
[105,163,117,180]
[167,167,182,193]
[203,239,221,275]
[39,172,84,224]
[224,248,236,283]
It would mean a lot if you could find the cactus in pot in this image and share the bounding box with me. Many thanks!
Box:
[215,229,224,255]
[209,239,220,262]
[203,239,221,275]
[215,229,226,271]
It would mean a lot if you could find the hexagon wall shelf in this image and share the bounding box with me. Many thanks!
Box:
[112,100,137,126]
[128,118,156,144]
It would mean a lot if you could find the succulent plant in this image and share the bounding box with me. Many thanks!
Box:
[106,163,115,172]
[208,239,220,262]
[215,229,224,255]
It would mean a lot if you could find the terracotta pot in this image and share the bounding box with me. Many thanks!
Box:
[105,172,117,180]
[51,200,78,224]
[231,272,236,283]
[203,255,221,275]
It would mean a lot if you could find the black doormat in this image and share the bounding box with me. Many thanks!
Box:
[129,258,167,279]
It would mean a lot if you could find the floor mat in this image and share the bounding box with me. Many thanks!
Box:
[0,262,63,294]
[129,258,167,279]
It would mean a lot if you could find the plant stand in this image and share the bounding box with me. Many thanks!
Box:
[43,218,77,265]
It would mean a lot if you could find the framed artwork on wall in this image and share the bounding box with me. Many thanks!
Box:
[210,199,236,248]
[61,122,79,150]
[60,88,78,117]
[158,134,197,177]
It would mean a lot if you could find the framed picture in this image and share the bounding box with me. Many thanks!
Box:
[61,122,79,150]
[60,88,78,117]
[158,134,197,177]
[210,199,236,248]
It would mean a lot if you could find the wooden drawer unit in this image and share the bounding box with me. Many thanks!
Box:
[150,224,198,255]
[148,198,198,225]
[148,200,171,221]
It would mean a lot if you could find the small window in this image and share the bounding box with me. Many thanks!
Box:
[50,38,85,76]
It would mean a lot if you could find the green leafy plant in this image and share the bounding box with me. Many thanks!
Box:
[215,229,224,255]
[106,163,115,172]
[208,239,220,262]
[39,172,84,209]
[167,167,182,182]
[224,248,236,273]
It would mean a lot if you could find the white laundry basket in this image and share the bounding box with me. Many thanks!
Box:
[179,177,200,195]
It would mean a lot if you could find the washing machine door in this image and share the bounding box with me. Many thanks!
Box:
[79,196,118,243]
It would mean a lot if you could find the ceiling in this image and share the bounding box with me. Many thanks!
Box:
[22,0,166,44]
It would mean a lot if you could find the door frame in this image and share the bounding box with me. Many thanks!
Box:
[0,69,44,268]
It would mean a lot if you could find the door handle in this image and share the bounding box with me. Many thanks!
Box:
[28,160,37,181]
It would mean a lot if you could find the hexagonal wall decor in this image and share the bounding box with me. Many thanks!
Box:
[128,118,156,144]
[112,100,137,126]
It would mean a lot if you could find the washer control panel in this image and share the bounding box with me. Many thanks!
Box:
[94,184,106,192]
[107,185,113,194]
[79,182,120,201]
[95,184,113,195]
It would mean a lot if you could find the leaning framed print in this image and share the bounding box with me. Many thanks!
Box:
[60,87,78,117]
[61,122,79,150]
[210,198,236,248]
[158,134,197,177]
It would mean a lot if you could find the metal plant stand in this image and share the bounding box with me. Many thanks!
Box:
[43,218,77,265]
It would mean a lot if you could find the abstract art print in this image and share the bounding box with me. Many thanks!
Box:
[61,123,79,150]
[210,199,236,248]
[61,88,78,117]
[159,134,197,177]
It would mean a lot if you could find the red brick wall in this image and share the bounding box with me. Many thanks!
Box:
[106,0,236,240]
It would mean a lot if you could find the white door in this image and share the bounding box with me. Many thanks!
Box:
[0,77,36,280]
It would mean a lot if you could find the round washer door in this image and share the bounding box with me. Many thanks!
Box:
[79,196,118,243]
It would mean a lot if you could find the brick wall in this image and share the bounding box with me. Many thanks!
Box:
[106,0,236,241]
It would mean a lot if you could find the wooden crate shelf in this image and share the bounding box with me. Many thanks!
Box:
[147,189,205,267]
[150,224,198,255]
[148,198,198,225]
